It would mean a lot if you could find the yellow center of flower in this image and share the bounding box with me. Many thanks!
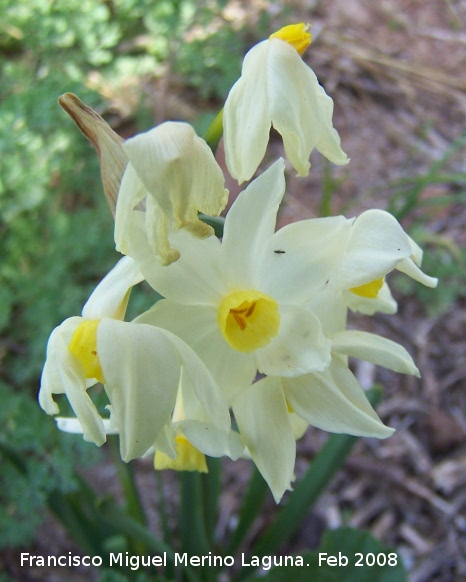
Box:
[68,320,105,383]
[349,277,384,299]
[217,290,280,353]
[269,23,312,55]
[154,435,208,473]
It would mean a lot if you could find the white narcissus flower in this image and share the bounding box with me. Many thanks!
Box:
[122,159,335,406]
[39,256,233,464]
[223,23,349,184]
[115,121,228,266]
[119,157,437,501]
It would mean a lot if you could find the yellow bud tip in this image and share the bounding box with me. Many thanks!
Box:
[269,23,312,55]
[154,436,208,473]
[349,277,384,299]
[68,320,105,383]
[218,290,280,353]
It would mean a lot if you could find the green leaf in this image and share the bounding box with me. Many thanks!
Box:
[246,527,407,582]
[202,457,222,546]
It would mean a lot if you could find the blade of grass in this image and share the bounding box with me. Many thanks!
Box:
[388,133,466,220]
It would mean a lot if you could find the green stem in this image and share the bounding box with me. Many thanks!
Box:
[319,161,333,217]
[203,108,224,153]
[225,466,269,556]
[109,436,147,526]
[155,471,175,580]
[202,457,222,546]
[180,471,213,582]
[180,471,211,555]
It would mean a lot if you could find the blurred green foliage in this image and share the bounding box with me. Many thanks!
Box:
[0,381,99,547]
[0,0,253,552]
[385,133,466,315]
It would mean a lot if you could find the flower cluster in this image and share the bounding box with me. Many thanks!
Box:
[39,24,437,502]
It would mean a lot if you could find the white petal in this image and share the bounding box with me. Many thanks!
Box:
[56,417,118,435]
[123,122,227,221]
[99,319,231,460]
[262,215,351,303]
[152,230,226,305]
[137,300,257,404]
[396,257,438,287]
[407,234,424,265]
[114,163,147,257]
[284,357,394,439]
[306,287,348,336]
[221,159,286,287]
[82,256,144,320]
[39,318,106,446]
[116,167,226,304]
[223,41,272,183]
[166,333,231,433]
[233,377,296,503]
[256,305,331,377]
[331,330,420,376]
[98,319,182,461]
[116,123,228,267]
[340,210,413,288]
[344,280,397,315]
[154,424,177,458]
[39,319,79,413]
[268,39,349,173]
[177,420,244,460]
[290,413,308,440]
[123,122,227,265]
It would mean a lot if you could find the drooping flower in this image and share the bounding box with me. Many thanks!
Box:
[117,157,437,500]
[39,256,233,463]
[116,121,228,265]
[223,23,349,184]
